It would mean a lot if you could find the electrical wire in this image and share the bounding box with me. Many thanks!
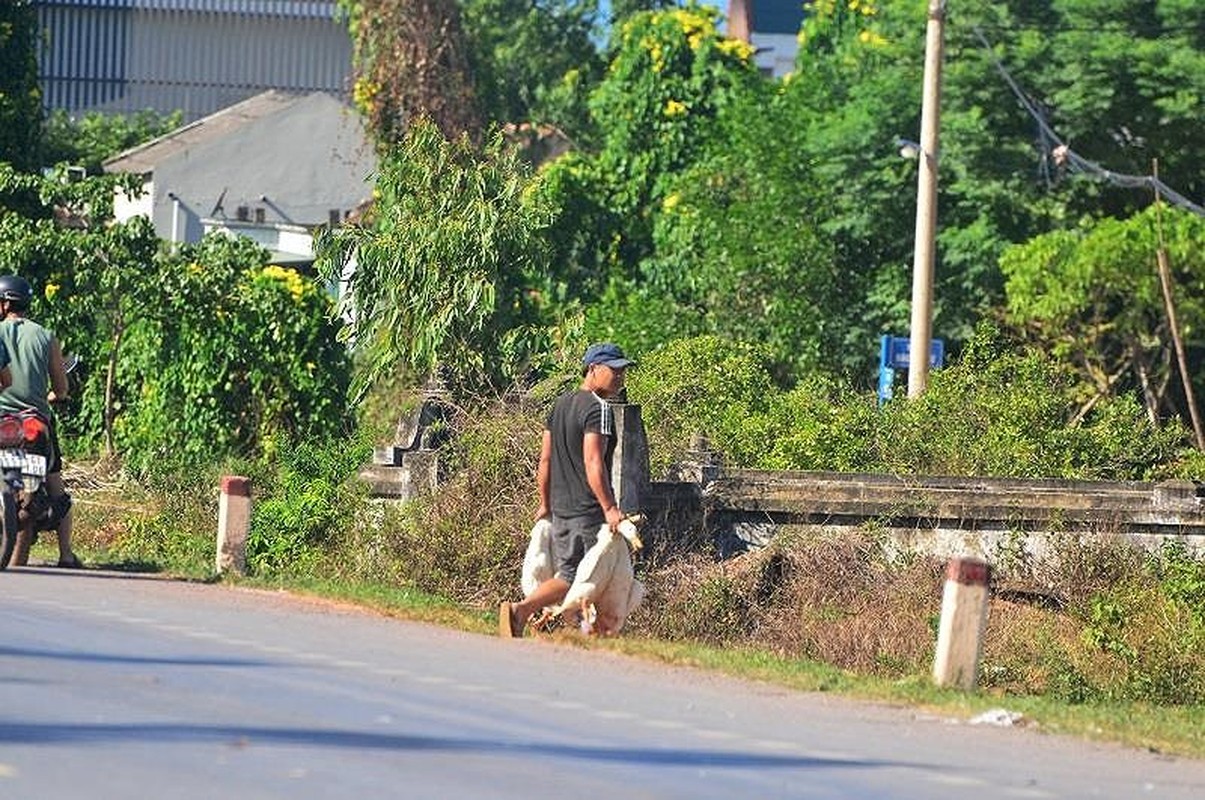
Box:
[971,26,1205,218]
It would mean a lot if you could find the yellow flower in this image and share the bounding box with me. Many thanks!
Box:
[352,78,379,111]
[662,193,682,211]
[717,38,756,62]
[262,264,310,304]
[44,283,60,300]
[664,99,688,117]
[859,29,888,47]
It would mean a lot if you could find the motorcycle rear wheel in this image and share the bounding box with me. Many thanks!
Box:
[0,488,17,569]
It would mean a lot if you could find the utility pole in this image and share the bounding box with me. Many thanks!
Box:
[907,0,947,398]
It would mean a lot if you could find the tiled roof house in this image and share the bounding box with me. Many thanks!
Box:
[104,90,376,266]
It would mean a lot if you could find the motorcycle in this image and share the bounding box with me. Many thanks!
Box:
[0,353,77,569]
[0,410,52,568]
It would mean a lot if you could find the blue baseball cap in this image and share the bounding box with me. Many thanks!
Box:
[582,342,636,369]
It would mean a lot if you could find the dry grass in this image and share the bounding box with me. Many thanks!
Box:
[631,529,945,677]
[628,526,1205,706]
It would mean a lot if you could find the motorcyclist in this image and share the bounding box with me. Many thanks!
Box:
[0,275,81,568]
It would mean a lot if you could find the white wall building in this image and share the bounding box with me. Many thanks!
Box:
[104,90,376,268]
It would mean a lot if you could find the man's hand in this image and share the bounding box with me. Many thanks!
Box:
[604,504,624,531]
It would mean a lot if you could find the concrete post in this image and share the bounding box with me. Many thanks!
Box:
[933,556,990,690]
[611,403,650,514]
[216,475,251,576]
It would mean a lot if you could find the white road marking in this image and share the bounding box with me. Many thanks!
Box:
[750,739,798,751]
[927,773,987,786]
[332,660,370,669]
[456,683,488,693]
[643,719,688,730]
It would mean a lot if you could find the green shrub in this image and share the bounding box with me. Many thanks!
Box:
[627,327,1189,480]
[357,399,544,604]
[759,377,881,471]
[246,434,374,577]
[115,234,351,477]
[626,335,780,476]
[876,327,1171,478]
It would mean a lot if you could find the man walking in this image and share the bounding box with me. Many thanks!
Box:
[499,342,635,637]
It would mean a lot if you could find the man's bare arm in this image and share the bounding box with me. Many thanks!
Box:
[536,430,552,520]
[47,339,69,402]
[583,431,623,529]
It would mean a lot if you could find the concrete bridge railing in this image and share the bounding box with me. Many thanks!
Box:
[644,458,1205,559]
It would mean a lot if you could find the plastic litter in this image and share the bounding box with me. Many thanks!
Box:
[969,708,1024,727]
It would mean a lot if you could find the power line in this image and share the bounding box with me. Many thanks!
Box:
[971,26,1205,218]
[969,22,1203,36]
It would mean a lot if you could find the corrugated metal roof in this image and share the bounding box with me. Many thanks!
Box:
[34,0,338,18]
[103,89,307,173]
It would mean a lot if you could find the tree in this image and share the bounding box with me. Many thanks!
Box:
[593,81,843,380]
[1001,206,1205,426]
[459,0,604,128]
[339,0,481,146]
[774,0,1205,379]
[0,0,41,171]
[315,119,553,397]
[538,4,761,305]
[1032,0,1205,216]
[0,163,154,452]
[41,109,184,173]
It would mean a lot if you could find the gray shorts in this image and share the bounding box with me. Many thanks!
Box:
[551,514,602,584]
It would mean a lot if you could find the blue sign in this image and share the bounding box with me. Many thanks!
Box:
[878,335,945,402]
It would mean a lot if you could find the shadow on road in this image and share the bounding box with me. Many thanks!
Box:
[0,721,907,771]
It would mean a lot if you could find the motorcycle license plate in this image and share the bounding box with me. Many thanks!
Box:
[0,450,47,476]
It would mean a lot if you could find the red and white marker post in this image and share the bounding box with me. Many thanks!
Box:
[932,556,991,690]
[216,475,251,576]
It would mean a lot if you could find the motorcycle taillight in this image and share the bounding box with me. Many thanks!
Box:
[0,416,22,447]
[22,415,48,443]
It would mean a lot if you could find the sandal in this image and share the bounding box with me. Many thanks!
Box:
[498,601,523,638]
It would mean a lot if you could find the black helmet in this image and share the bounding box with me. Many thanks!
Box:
[0,275,33,304]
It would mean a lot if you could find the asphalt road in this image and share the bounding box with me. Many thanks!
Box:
[3,566,1204,799]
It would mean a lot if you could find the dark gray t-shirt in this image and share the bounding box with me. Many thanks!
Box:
[546,389,616,521]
